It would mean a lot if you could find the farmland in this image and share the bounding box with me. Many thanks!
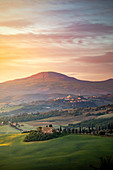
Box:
[0,125,19,134]
[0,124,35,135]
[0,133,113,170]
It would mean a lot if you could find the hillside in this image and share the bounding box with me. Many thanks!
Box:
[0,72,113,100]
[0,93,69,105]
[0,104,113,128]
[0,93,113,118]
[0,134,113,170]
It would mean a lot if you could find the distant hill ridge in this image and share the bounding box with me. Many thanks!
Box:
[6,71,77,82]
[0,71,113,98]
[1,71,113,83]
[25,72,77,81]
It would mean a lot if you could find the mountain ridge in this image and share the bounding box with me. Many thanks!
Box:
[0,71,113,98]
[1,71,112,83]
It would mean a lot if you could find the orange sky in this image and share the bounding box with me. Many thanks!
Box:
[0,0,113,82]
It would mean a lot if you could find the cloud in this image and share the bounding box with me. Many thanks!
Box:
[0,33,76,47]
[63,23,113,37]
[73,52,113,64]
[0,33,113,61]
[0,0,113,40]
[0,19,34,29]
[0,0,29,12]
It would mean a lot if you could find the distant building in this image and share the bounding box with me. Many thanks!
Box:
[42,127,53,134]
[37,125,53,134]
[66,95,72,99]
[1,121,4,126]
[12,123,17,126]
[65,95,74,101]
[75,95,87,102]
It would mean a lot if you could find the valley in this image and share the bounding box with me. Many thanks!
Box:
[0,72,113,170]
[0,102,113,134]
[0,93,113,117]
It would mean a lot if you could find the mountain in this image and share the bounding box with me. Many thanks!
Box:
[0,72,113,100]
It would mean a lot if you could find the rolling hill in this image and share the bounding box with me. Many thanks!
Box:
[0,72,113,100]
[0,134,113,170]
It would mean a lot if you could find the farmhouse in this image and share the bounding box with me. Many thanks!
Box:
[42,127,53,134]
[37,125,53,134]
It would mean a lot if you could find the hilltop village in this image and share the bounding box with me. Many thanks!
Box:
[54,94,88,103]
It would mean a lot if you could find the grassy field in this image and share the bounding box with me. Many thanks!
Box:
[0,124,36,135]
[0,134,113,170]
[25,116,81,127]
[21,123,36,131]
[0,105,23,113]
[0,125,19,134]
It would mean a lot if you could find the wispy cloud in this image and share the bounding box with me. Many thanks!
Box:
[62,23,113,38]
[0,19,34,28]
[73,52,113,64]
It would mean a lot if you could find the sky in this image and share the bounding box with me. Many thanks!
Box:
[0,0,113,82]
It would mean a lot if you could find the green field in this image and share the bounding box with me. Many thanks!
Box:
[0,124,36,134]
[0,105,23,113]
[0,125,19,134]
[0,134,113,170]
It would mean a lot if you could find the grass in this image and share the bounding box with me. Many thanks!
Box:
[0,134,113,170]
[0,105,23,113]
[24,116,81,127]
[0,125,19,134]
[0,124,36,135]
[21,123,36,131]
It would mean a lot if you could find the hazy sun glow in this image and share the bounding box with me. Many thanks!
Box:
[0,0,113,82]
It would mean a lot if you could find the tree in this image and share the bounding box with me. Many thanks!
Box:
[37,127,42,133]
[59,125,62,132]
